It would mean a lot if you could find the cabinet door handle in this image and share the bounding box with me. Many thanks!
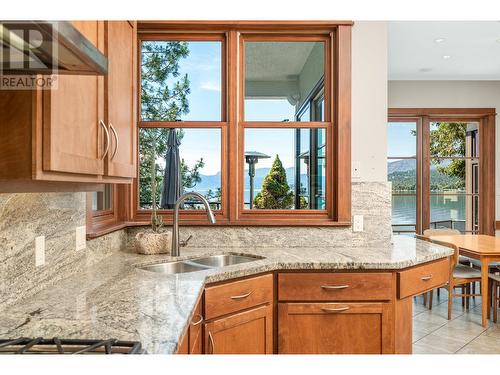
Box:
[191,314,203,326]
[321,285,349,290]
[99,120,110,160]
[321,306,350,313]
[208,331,215,354]
[230,291,253,300]
[109,122,119,160]
[421,275,433,281]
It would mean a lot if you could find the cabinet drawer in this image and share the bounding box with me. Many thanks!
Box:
[205,274,273,320]
[278,272,393,301]
[398,258,449,299]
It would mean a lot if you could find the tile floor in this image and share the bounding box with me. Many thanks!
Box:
[412,287,500,354]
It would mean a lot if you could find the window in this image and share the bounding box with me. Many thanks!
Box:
[138,128,222,210]
[388,109,496,235]
[243,41,325,122]
[131,22,352,226]
[387,120,418,234]
[244,128,326,210]
[429,122,479,233]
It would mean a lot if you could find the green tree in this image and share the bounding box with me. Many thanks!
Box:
[139,41,205,208]
[430,122,466,184]
[253,155,294,209]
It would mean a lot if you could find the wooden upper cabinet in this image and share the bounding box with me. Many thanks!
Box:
[42,21,105,176]
[0,20,137,192]
[104,21,137,179]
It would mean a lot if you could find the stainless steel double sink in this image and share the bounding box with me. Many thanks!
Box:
[136,254,263,275]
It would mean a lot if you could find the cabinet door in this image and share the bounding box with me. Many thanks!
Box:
[189,297,203,354]
[278,302,393,354]
[105,21,137,178]
[204,304,273,354]
[42,21,105,176]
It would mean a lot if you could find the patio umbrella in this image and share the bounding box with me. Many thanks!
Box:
[160,129,182,209]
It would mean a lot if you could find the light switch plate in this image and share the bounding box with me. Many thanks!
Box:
[35,236,45,267]
[76,226,86,251]
[353,215,364,232]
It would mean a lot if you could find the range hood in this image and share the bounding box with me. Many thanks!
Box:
[0,21,107,75]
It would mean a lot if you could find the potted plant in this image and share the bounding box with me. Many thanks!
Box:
[135,142,171,255]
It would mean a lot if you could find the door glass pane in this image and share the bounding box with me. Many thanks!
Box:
[430,195,469,232]
[141,41,222,121]
[244,128,326,210]
[430,122,479,157]
[388,158,416,193]
[139,128,221,210]
[387,121,416,157]
[244,41,325,121]
[430,159,466,193]
[391,194,416,231]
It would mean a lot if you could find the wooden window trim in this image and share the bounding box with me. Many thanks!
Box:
[126,22,353,227]
[389,108,496,235]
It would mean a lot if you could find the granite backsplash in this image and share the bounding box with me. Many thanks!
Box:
[0,192,127,307]
[0,181,391,308]
[126,182,393,249]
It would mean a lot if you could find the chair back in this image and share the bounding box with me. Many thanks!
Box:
[417,229,460,266]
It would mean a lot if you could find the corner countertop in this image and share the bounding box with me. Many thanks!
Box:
[0,235,453,354]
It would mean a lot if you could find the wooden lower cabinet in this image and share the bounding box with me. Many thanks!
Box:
[278,302,393,354]
[204,304,273,354]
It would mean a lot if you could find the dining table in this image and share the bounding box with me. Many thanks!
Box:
[428,234,500,327]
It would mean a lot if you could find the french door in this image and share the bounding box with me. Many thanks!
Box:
[388,109,495,235]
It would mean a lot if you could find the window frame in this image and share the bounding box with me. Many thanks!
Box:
[130,22,352,227]
[388,108,496,236]
[134,32,230,224]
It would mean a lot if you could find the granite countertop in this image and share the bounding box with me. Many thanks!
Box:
[0,235,453,354]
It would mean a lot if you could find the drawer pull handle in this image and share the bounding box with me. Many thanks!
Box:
[191,314,203,326]
[321,306,350,313]
[421,275,433,281]
[230,291,253,300]
[208,331,215,354]
[109,122,119,160]
[99,120,110,160]
[321,285,349,290]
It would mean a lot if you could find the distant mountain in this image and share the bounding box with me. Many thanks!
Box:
[387,159,464,191]
[194,167,311,193]
[387,159,415,174]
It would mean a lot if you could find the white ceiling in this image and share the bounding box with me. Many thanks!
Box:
[245,42,315,81]
[389,21,500,80]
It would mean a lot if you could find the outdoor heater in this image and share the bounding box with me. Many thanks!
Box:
[245,151,270,209]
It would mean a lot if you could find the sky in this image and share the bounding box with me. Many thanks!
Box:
[387,121,416,158]
[144,41,315,175]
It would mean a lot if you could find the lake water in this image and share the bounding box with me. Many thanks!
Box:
[392,192,468,229]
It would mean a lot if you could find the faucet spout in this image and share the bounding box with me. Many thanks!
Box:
[171,192,216,257]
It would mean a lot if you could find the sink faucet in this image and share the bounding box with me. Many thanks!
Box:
[171,192,216,257]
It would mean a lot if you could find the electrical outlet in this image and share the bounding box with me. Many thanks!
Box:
[35,236,45,267]
[353,215,364,232]
[76,226,86,251]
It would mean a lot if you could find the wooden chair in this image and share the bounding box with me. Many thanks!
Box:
[490,273,500,323]
[417,233,481,320]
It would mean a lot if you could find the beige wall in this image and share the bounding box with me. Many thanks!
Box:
[352,21,388,182]
[388,80,500,220]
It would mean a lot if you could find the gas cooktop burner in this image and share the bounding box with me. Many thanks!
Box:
[0,337,143,354]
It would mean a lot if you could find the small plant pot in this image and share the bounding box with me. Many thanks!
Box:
[135,231,172,255]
